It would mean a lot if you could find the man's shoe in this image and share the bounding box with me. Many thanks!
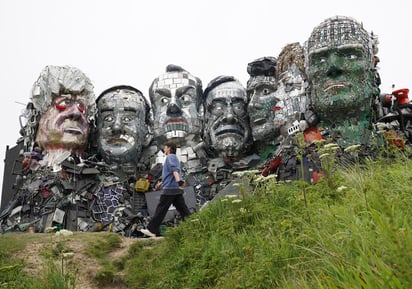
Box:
[140,228,157,238]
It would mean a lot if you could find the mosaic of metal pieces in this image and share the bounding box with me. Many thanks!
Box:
[203,76,251,158]
[149,64,203,147]
[3,15,412,236]
[96,85,151,167]
[273,43,308,137]
[305,16,380,147]
[246,56,279,142]
[30,66,96,157]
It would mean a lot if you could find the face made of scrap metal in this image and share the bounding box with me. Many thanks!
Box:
[36,94,89,152]
[151,73,202,145]
[97,89,147,164]
[205,82,250,158]
[308,45,374,122]
[273,64,307,134]
[247,76,278,141]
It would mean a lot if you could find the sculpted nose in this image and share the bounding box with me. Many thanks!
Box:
[222,112,236,124]
[166,97,182,115]
[167,103,181,114]
[249,101,263,110]
[112,115,124,133]
[326,54,343,78]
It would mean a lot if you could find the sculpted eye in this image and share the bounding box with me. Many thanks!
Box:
[344,54,357,60]
[123,115,136,122]
[55,99,71,111]
[104,115,114,122]
[181,94,192,103]
[211,103,225,115]
[233,103,246,114]
[75,101,86,113]
[262,88,271,95]
[55,98,86,113]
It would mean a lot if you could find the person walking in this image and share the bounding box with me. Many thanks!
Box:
[141,141,191,237]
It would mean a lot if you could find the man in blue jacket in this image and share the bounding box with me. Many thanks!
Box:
[141,141,191,237]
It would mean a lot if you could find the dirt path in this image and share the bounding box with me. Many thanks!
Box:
[16,232,139,289]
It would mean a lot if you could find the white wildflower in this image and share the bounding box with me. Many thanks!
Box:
[336,185,347,192]
[324,143,339,149]
[55,229,73,237]
[232,199,242,203]
[344,144,361,152]
[319,153,330,159]
[62,252,74,259]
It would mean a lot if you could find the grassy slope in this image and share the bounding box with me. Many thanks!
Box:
[125,156,412,289]
[1,156,412,289]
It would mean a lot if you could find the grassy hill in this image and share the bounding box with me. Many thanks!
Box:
[1,155,412,288]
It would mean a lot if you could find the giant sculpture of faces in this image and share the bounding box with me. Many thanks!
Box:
[306,16,379,134]
[32,66,95,154]
[204,76,251,158]
[96,86,150,165]
[246,57,279,141]
[273,43,308,136]
[149,64,203,146]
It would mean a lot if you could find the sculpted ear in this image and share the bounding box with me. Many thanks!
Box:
[143,123,153,147]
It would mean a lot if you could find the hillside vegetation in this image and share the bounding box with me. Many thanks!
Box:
[1,155,412,288]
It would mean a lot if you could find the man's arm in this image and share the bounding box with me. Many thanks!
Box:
[173,171,184,186]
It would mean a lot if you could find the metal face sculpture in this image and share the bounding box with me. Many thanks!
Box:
[305,16,380,147]
[204,76,251,158]
[97,86,150,165]
[274,43,307,136]
[246,57,279,141]
[32,66,95,154]
[149,65,203,146]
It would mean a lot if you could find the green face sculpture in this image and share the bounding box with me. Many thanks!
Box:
[308,46,375,120]
[306,16,380,146]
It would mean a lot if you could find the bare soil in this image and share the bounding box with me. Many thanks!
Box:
[15,232,142,289]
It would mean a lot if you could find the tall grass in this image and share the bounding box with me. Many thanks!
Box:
[1,156,411,288]
[124,156,412,288]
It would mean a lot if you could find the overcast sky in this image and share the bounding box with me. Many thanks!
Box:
[1,0,411,203]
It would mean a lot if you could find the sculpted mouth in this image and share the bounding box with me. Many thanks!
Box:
[323,82,351,92]
[64,127,83,135]
[252,118,267,125]
[215,128,244,137]
[164,118,188,132]
[107,138,128,144]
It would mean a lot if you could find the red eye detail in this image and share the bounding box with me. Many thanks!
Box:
[76,102,85,113]
[55,103,68,111]
[273,106,282,111]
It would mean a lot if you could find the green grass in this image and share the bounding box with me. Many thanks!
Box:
[124,156,412,288]
[0,232,126,288]
[1,155,412,288]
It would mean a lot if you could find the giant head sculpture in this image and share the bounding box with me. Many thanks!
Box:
[31,65,95,155]
[274,42,308,136]
[149,64,203,147]
[96,85,150,166]
[246,56,279,142]
[203,76,251,158]
[305,16,380,146]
